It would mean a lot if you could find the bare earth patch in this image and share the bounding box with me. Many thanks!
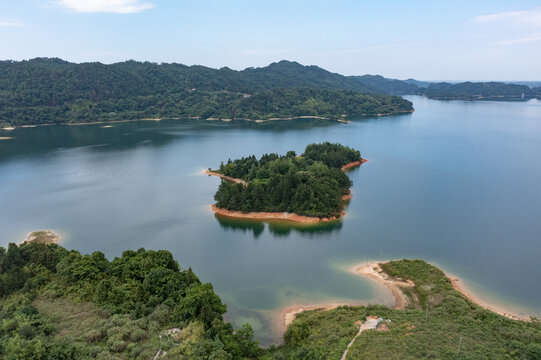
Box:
[24,230,60,245]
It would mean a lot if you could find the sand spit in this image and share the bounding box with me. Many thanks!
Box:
[211,204,344,224]
[203,170,247,186]
[351,262,414,309]
[0,137,14,140]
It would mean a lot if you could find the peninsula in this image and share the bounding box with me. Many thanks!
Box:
[207,142,365,222]
[266,259,540,359]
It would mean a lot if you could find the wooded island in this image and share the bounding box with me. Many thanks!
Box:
[209,143,363,220]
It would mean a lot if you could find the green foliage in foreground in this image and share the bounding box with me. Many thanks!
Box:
[0,242,260,359]
[214,143,360,218]
[265,260,541,360]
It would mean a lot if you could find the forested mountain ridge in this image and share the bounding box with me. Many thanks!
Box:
[0,58,417,126]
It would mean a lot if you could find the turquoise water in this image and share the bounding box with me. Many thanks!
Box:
[1,96,540,344]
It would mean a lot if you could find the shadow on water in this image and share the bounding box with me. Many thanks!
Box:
[215,216,266,238]
[215,215,343,238]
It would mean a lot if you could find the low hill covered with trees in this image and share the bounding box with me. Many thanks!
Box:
[0,59,413,127]
[424,81,541,100]
[212,143,361,218]
[0,241,260,359]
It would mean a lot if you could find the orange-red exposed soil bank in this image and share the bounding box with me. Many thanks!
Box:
[341,158,368,172]
[211,204,345,223]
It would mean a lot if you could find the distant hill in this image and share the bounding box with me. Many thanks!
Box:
[349,75,422,95]
[0,59,414,126]
[424,81,540,100]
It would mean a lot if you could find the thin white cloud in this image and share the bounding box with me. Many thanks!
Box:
[0,18,25,27]
[472,7,541,27]
[497,33,541,45]
[56,0,154,14]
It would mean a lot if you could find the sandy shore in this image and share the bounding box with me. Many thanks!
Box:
[447,274,531,321]
[0,137,14,140]
[211,204,344,223]
[203,170,247,186]
[350,262,415,309]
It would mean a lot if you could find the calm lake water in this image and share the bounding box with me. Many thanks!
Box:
[1,96,540,344]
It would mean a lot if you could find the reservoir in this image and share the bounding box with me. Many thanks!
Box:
[1,96,540,344]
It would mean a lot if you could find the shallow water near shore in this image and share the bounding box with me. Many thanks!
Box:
[1,96,541,344]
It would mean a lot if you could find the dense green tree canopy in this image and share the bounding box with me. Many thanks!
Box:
[0,59,414,126]
[213,143,361,218]
[424,81,541,100]
[0,241,259,359]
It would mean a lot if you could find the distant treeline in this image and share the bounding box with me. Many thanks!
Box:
[423,81,541,100]
[0,58,413,126]
[214,143,360,218]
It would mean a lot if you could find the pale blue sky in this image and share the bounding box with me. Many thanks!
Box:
[1,0,540,80]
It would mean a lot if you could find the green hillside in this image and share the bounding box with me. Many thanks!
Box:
[0,59,415,126]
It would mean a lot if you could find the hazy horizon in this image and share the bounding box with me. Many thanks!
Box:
[1,1,541,81]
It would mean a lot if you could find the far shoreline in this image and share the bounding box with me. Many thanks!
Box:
[0,109,415,130]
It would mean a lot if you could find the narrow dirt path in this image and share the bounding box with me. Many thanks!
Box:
[340,317,380,360]
[203,170,247,186]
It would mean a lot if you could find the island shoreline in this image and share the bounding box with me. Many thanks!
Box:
[205,159,366,223]
[210,204,345,224]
